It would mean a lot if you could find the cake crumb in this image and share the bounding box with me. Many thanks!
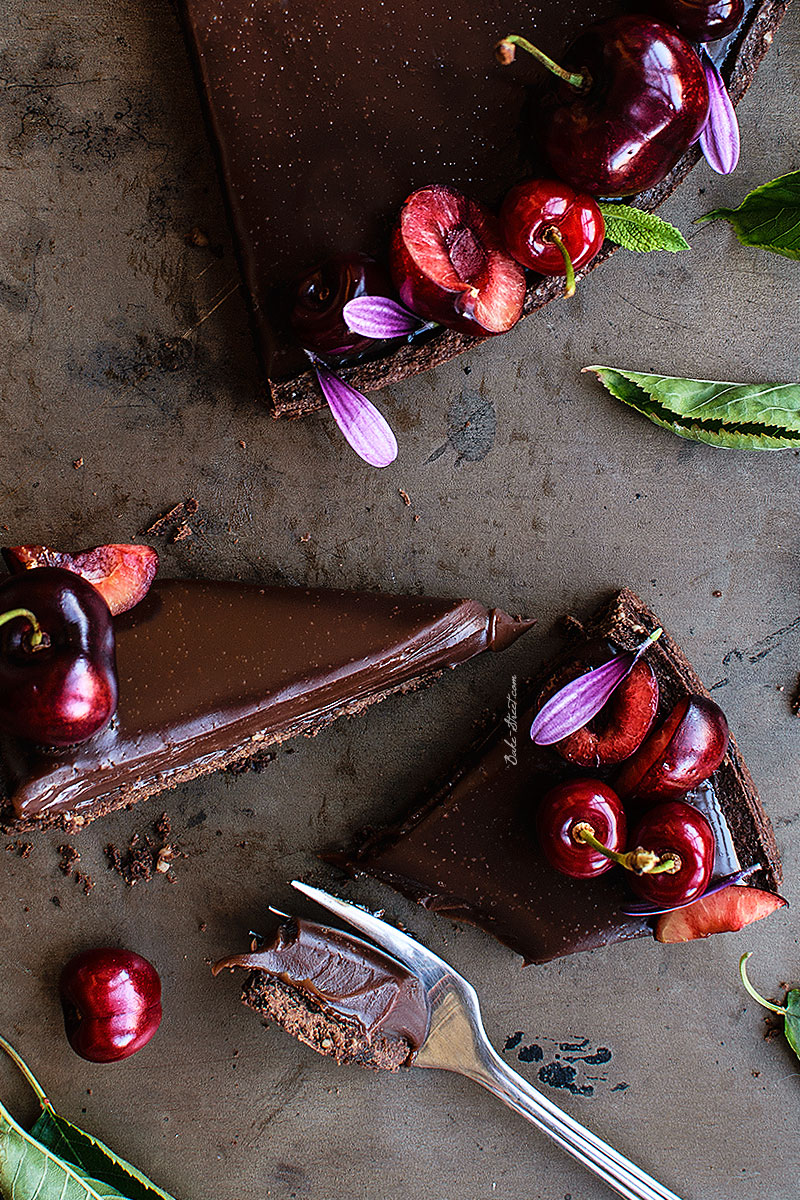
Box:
[73,457,84,469]
[790,675,800,716]
[6,840,33,858]
[186,225,210,247]
[58,844,81,876]
[299,532,311,543]
[105,814,180,885]
[146,498,201,541]
[398,488,412,506]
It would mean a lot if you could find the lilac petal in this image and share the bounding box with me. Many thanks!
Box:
[314,365,398,468]
[699,50,740,175]
[619,864,760,918]
[530,628,662,746]
[343,296,424,339]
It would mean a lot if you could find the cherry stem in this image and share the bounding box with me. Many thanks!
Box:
[543,227,576,298]
[496,35,587,91]
[0,607,44,648]
[0,1033,56,1114]
[573,822,679,875]
[739,952,788,1016]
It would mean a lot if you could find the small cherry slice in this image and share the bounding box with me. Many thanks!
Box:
[615,694,729,803]
[537,778,627,878]
[390,185,526,336]
[627,800,715,907]
[3,543,158,615]
[550,657,659,768]
[655,884,786,942]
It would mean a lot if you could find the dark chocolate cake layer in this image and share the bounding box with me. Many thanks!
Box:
[214,915,430,1070]
[341,589,782,964]
[176,0,788,415]
[0,579,532,831]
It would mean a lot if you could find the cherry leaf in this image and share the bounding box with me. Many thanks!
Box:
[697,169,800,259]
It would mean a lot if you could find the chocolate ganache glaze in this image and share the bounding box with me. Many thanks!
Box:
[341,590,782,964]
[0,579,533,829]
[214,915,430,1069]
[175,0,785,414]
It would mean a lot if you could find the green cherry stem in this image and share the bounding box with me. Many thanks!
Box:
[0,607,44,648]
[0,1033,56,1115]
[544,226,577,298]
[739,952,788,1015]
[573,822,679,875]
[495,35,587,91]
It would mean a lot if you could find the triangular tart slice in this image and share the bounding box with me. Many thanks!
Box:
[0,579,532,830]
[340,589,783,963]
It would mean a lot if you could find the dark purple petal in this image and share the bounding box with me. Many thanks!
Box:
[343,296,424,339]
[619,864,759,917]
[699,50,740,175]
[314,365,398,467]
[530,628,662,745]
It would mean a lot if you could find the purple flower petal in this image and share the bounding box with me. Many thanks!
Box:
[343,296,424,339]
[314,365,398,468]
[699,50,740,175]
[619,864,760,917]
[530,628,662,746]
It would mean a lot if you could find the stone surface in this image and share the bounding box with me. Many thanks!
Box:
[0,2,799,1198]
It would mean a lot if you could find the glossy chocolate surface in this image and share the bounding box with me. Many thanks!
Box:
[214,916,430,1051]
[177,0,605,382]
[0,579,532,822]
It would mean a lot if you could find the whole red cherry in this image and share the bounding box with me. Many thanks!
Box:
[501,179,605,296]
[627,800,715,906]
[647,0,744,41]
[59,948,162,1063]
[537,778,627,878]
[289,253,395,363]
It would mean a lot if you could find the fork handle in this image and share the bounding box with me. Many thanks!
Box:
[466,1043,687,1200]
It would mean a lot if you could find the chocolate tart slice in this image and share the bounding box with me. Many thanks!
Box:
[176,0,787,416]
[340,589,783,964]
[213,915,430,1071]
[0,579,532,831]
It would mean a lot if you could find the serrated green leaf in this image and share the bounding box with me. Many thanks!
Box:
[597,203,690,253]
[0,1035,179,1200]
[697,169,800,259]
[31,1109,176,1200]
[585,366,800,450]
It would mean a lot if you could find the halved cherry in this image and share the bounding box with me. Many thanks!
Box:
[627,800,715,907]
[656,884,786,943]
[537,778,627,878]
[3,544,158,615]
[547,657,659,768]
[390,185,526,337]
[615,694,729,803]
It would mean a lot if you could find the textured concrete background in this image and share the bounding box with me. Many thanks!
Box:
[1,2,799,1198]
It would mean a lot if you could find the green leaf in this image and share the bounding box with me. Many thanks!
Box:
[585,366,800,450]
[784,989,800,1059]
[597,203,690,253]
[0,1035,179,1200]
[697,169,800,259]
[31,1110,176,1200]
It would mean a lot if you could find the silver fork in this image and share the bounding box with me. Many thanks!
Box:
[291,881,686,1200]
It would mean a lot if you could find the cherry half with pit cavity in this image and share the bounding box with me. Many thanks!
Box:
[548,655,659,768]
[0,566,118,747]
[501,180,605,298]
[60,948,163,1063]
[627,800,715,907]
[537,779,628,878]
[615,694,729,803]
[390,185,526,337]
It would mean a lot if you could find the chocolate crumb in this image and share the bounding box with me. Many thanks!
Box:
[712,590,722,598]
[105,814,180,885]
[76,872,95,894]
[73,457,84,469]
[299,532,312,543]
[146,498,201,541]
[199,922,208,933]
[398,488,411,506]
[51,896,61,908]
[186,225,210,247]
[790,675,800,716]
[58,844,81,876]
[172,523,192,542]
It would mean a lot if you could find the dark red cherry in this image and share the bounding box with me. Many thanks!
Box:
[501,17,710,197]
[60,948,162,1063]
[647,0,744,41]
[390,185,526,336]
[544,656,659,768]
[627,800,715,906]
[290,253,394,362]
[615,695,729,803]
[537,779,627,878]
[501,179,605,295]
[0,567,118,746]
